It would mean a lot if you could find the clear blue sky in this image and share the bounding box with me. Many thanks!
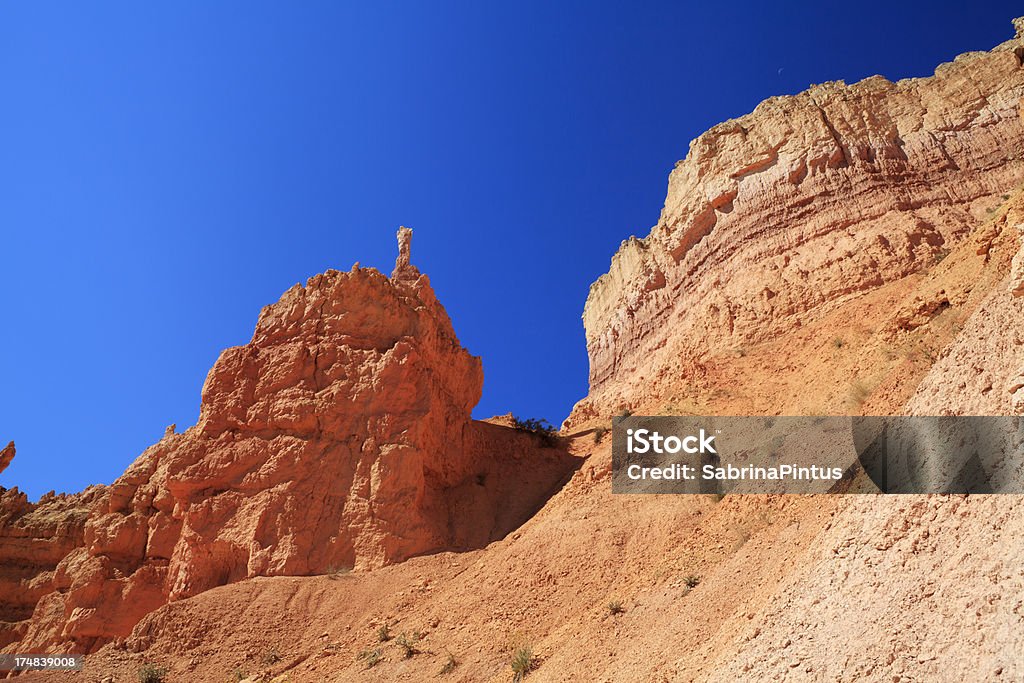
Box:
[1,2,1019,499]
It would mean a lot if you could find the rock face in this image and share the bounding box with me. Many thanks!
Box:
[0,233,575,654]
[906,195,1024,415]
[575,21,1024,419]
[0,443,14,475]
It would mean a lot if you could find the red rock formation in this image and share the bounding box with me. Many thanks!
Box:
[0,234,575,654]
[573,20,1024,421]
[0,443,14,476]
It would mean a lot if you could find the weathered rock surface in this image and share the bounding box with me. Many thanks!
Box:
[574,20,1024,421]
[0,238,575,654]
[700,496,1024,682]
[906,194,1024,415]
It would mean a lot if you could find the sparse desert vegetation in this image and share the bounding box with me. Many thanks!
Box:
[357,648,382,669]
[138,663,167,683]
[511,643,537,682]
[395,631,420,659]
[512,416,560,446]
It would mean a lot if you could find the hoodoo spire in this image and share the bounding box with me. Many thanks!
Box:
[392,225,419,280]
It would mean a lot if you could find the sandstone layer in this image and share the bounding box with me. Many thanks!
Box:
[0,247,575,655]
[572,18,1024,423]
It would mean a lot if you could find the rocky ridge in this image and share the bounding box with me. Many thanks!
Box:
[0,231,574,655]
[573,19,1024,422]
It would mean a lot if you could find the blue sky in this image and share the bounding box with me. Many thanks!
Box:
[1,1,1019,499]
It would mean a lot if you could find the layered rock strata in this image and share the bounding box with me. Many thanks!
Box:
[576,20,1024,419]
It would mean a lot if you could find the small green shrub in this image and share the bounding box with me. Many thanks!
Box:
[832,337,844,349]
[683,575,701,589]
[396,632,420,659]
[512,416,559,446]
[511,644,537,682]
[138,664,167,683]
[377,623,392,642]
[606,600,625,615]
[232,668,248,681]
[593,426,608,444]
[358,648,382,669]
[512,416,552,432]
